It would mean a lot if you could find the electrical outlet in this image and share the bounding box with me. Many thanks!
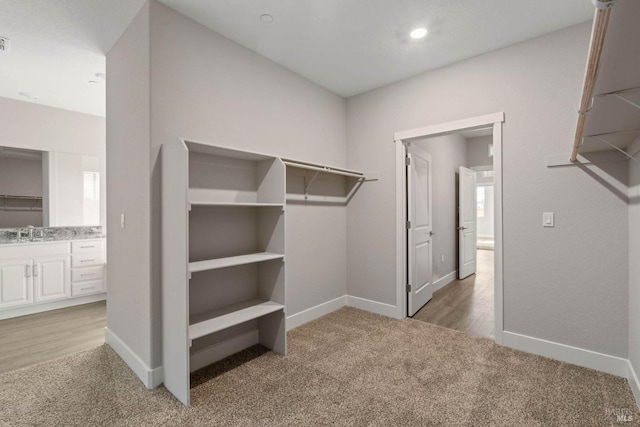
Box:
[120,213,126,228]
[441,254,445,263]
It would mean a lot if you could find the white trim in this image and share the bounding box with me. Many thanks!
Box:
[347,295,401,319]
[502,331,628,377]
[394,112,505,141]
[190,330,259,372]
[0,293,106,320]
[105,327,162,388]
[628,360,640,408]
[492,121,503,345]
[433,270,457,293]
[286,296,347,330]
[394,112,505,344]
[395,140,406,319]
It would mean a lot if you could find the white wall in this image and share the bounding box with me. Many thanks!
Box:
[0,156,43,227]
[628,136,640,382]
[347,22,629,357]
[414,134,466,283]
[107,0,348,371]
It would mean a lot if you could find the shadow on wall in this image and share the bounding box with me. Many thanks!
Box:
[581,150,638,203]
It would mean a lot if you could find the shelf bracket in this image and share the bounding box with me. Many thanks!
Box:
[594,135,640,163]
[611,93,640,111]
[303,171,320,200]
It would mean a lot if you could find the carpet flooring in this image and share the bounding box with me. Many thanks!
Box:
[0,307,638,426]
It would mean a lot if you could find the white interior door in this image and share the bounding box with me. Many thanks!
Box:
[458,166,477,279]
[407,144,433,316]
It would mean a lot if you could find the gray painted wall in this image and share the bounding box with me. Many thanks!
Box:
[106,1,153,367]
[414,134,466,283]
[107,0,348,369]
[0,97,104,157]
[0,156,43,227]
[466,135,493,168]
[346,22,629,357]
[629,136,640,377]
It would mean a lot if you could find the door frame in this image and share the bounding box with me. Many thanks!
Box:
[394,112,505,344]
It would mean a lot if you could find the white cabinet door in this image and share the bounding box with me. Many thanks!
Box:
[34,256,70,302]
[0,260,33,309]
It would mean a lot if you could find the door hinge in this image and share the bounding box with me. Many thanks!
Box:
[406,284,412,293]
[406,220,411,229]
[405,156,411,166]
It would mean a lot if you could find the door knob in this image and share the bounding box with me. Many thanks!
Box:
[429,231,435,236]
[458,226,467,230]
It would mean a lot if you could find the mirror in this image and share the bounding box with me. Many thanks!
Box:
[0,146,100,228]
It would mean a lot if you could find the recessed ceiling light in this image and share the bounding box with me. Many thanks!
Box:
[410,28,428,39]
[19,92,39,100]
[260,14,274,23]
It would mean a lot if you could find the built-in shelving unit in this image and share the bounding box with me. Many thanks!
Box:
[162,139,368,406]
[571,1,640,162]
[162,139,286,406]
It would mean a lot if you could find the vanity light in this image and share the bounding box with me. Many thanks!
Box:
[410,28,428,39]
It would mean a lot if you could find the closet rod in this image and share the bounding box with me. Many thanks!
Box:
[282,160,366,179]
[571,6,613,162]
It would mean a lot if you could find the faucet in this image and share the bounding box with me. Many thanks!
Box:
[27,225,34,240]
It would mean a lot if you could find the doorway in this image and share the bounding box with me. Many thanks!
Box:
[394,112,504,344]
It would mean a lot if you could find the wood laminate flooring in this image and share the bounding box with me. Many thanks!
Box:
[0,301,106,374]
[413,250,494,338]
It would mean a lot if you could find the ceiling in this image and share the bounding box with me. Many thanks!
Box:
[0,0,595,118]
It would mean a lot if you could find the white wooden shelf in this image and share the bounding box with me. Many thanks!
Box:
[189,201,284,208]
[187,188,284,207]
[188,252,284,273]
[189,299,284,340]
[571,1,640,162]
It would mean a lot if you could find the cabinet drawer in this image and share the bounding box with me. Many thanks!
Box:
[71,240,104,253]
[71,253,104,268]
[71,280,104,297]
[71,266,104,282]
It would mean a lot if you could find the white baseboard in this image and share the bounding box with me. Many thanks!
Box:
[287,296,347,330]
[190,330,259,372]
[502,331,628,377]
[628,360,640,408]
[0,293,106,320]
[104,327,162,389]
[347,295,400,319]
[433,270,457,292]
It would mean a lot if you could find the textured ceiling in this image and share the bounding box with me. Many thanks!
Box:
[0,0,595,117]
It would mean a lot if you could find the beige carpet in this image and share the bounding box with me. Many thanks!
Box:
[0,307,638,426]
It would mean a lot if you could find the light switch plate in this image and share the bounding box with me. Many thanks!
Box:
[543,212,554,227]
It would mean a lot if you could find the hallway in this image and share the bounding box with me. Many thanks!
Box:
[413,250,494,338]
